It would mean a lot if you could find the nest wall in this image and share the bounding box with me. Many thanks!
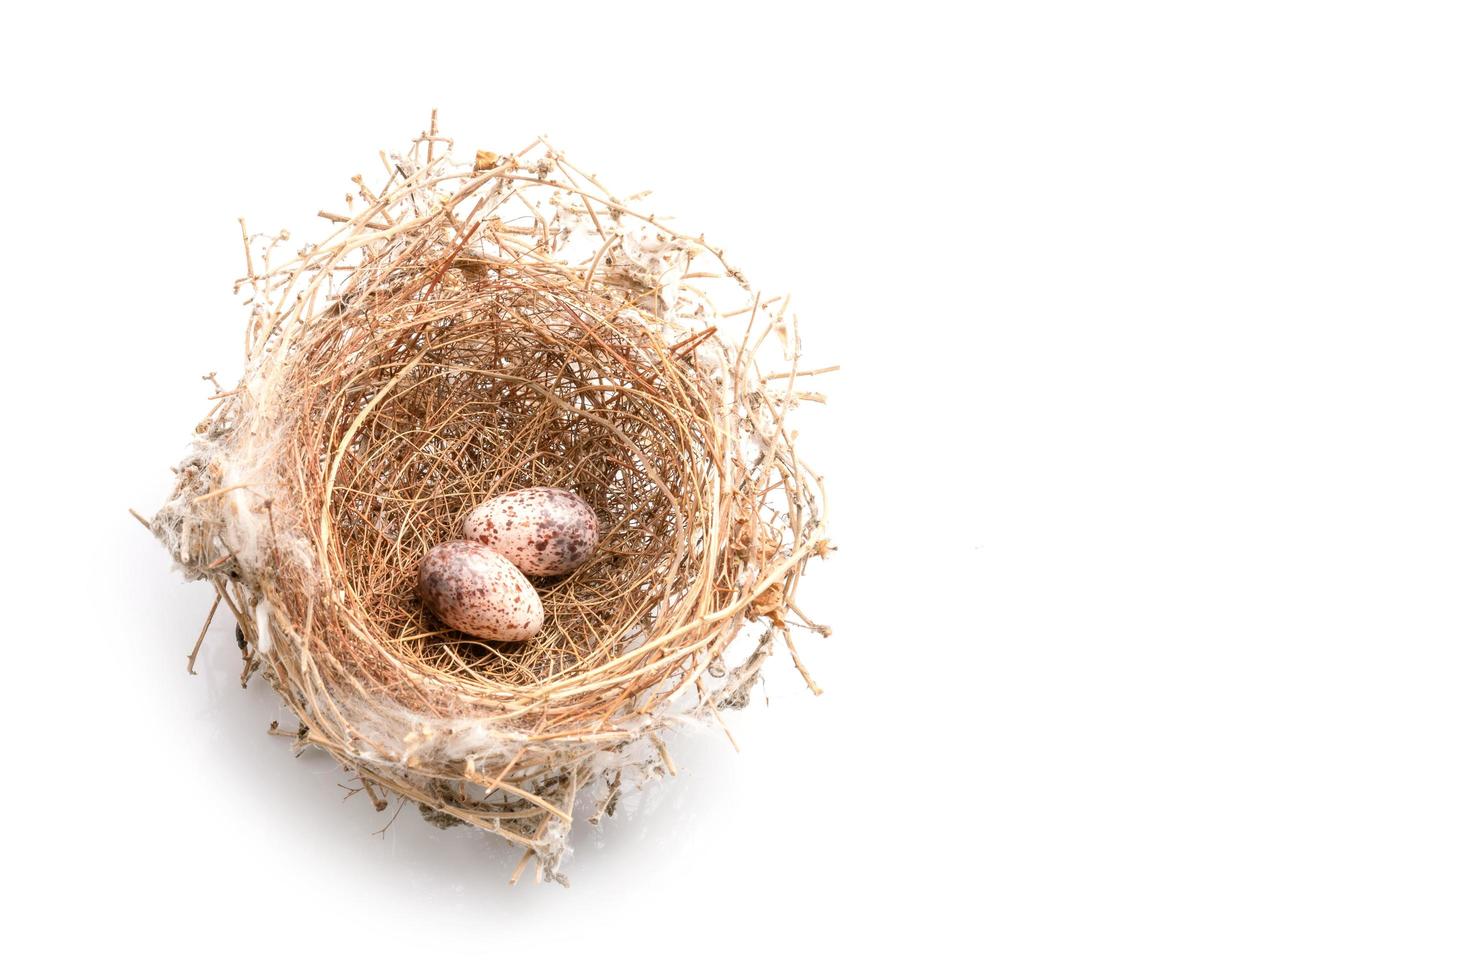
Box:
[151,121,831,883]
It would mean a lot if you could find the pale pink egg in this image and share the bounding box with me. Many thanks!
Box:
[417,540,544,641]
[462,487,600,577]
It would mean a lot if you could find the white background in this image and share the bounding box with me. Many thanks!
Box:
[4,1,1469,976]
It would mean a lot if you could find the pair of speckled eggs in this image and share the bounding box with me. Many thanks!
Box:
[417,488,599,641]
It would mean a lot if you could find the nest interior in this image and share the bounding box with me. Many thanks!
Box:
[320,277,711,690]
[152,118,830,884]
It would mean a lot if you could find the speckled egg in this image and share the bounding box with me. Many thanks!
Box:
[417,540,544,641]
[462,487,600,577]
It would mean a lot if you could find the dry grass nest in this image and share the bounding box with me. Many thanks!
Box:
[147,116,833,884]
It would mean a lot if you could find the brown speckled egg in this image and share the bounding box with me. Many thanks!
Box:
[417,540,544,641]
[462,487,599,577]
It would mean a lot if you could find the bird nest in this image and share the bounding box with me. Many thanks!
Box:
[148,118,832,884]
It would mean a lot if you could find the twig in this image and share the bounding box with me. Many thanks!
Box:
[186,593,221,675]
